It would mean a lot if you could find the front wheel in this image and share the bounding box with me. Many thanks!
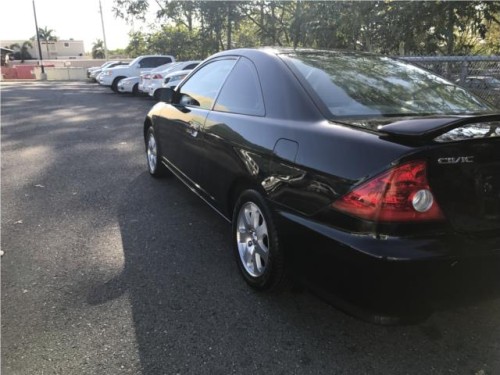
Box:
[232,190,287,291]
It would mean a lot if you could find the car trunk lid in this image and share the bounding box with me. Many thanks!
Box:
[425,139,500,236]
[377,114,500,236]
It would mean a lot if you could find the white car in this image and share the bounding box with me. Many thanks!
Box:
[162,69,193,90]
[139,62,175,94]
[87,60,117,78]
[98,55,175,92]
[117,76,142,95]
[87,61,127,82]
[146,60,201,99]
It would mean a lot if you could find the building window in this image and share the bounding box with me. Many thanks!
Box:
[64,42,70,48]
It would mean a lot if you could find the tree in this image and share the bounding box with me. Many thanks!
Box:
[114,0,500,57]
[473,11,500,54]
[126,31,149,56]
[9,41,33,62]
[92,39,106,59]
[33,27,58,59]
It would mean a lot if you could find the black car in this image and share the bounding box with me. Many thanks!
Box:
[143,48,500,323]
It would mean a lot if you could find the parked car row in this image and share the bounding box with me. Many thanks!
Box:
[87,55,200,100]
[140,60,201,99]
[455,75,500,108]
[87,60,128,82]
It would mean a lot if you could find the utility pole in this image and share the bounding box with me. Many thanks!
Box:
[99,0,109,60]
[32,0,47,80]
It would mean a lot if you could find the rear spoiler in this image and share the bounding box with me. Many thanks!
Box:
[378,114,500,140]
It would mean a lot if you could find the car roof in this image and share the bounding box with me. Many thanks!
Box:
[212,47,354,57]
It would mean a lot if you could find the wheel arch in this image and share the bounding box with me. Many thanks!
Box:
[113,75,126,84]
[227,176,268,220]
[143,117,153,149]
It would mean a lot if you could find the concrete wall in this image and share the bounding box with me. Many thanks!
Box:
[2,59,133,80]
[1,65,37,79]
[32,66,87,80]
[8,59,132,69]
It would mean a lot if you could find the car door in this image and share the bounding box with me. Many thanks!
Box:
[155,58,237,190]
[199,57,268,210]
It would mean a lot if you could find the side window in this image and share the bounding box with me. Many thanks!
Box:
[178,59,236,110]
[214,58,265,116]
[157,57,173,66]
[185,63,199,70]
[138,58,153,68]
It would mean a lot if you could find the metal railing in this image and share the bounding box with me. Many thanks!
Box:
[399,56,500,108]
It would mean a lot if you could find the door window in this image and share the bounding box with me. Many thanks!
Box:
[178,59,237,110]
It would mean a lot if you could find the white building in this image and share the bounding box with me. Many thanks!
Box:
[2,39,85,59]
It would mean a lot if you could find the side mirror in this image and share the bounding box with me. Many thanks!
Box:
[157,87,175,103]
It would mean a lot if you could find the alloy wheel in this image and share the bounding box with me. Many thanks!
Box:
[236,202,270,277]
[147,133,157,173]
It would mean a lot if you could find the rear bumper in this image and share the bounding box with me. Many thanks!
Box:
[148,82,162,97]
[278,210,500,262]
[277,210,500,323]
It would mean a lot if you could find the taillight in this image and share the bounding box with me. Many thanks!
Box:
[143,74,151,79]
[152,74,163,79]
[331,160,444,222]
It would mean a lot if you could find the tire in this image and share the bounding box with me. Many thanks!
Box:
[145,127,170,178]
[153,89,161,102]
[111,76,125,93]
[132,83,139,96]
[232,190,287,291]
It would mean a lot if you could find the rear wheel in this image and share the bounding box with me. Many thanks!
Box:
[146,127,170,178]
[232,190,287,291]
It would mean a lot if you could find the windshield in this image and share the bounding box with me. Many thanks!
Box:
[128,56,142,66]
[282,52,495,117]
[153,62,177,73]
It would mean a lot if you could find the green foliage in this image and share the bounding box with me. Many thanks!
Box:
[34,26,58,42]
[9,41,33,62]
[32,26,58,59]
[114,0,500,58]
[125,31,149,56]
[92,39,106,59]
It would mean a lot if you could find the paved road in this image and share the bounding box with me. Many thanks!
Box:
[2,82,499,375]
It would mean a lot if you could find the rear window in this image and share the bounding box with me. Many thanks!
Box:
[281,52,495,118]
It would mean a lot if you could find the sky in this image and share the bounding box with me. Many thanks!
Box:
[0,0,159,52]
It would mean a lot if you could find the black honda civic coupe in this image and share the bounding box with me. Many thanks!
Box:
[143,48,500,323]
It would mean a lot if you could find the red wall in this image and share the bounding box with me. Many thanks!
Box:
[1,64,53,79]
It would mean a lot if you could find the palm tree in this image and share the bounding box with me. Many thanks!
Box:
[35,27,58,59]
[92,39,105,59]
[9,41,33,62]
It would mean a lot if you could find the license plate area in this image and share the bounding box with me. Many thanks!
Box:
[476,165,500,220]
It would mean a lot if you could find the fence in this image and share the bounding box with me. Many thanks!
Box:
[399,56,500,108]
